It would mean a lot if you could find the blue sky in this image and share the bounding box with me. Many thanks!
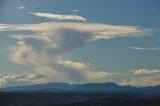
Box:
[0,0,160,87]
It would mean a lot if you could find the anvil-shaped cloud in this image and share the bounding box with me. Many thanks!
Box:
[0,22,149,84]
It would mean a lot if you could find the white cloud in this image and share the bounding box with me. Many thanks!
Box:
[120,75,160,87]
[0,22,150,84]
[130,47,160,51]
[0,73,46,87]
[119,68,160,86]
[18,6,26,10]
[57,60,88,70]
[131,68,160,75]
[56,60,119,82]
[0,22,148,39]
[30,12,87,21]
[72,10,79,12]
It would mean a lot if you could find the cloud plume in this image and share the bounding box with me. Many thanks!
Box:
[0,22,149,83]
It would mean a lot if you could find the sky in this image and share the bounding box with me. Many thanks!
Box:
[0,0,160,87]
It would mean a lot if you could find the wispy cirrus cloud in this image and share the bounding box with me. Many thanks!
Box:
[129,47,160,51]
[30,12,87,21]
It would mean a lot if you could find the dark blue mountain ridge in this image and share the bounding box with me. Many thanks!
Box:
[0,82,78,91]
[0,82,160,95]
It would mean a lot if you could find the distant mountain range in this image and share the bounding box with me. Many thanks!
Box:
[0,82,160,95]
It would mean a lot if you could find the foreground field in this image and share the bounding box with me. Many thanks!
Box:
[0,92,160,106]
